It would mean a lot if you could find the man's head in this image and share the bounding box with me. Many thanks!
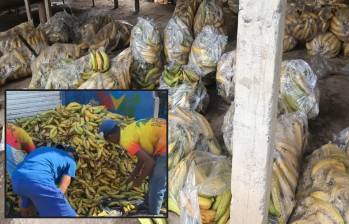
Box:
[99,120,121,144]
[56,144,79,161]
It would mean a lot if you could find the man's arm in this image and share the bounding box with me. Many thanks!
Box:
[129,159,144,181]
[132,150,155,187]
[59,175,71,193]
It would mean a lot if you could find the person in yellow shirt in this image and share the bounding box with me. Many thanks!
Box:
[99,118,167,215]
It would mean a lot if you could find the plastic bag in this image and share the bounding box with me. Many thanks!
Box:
[179,151,231,224]
[38,11,81,44]
[333,127,349,154]
[173,0,199,30]
[161,81,209,113]
[29,43,84,88]
[164,16,194,65]
[44,55,90,89]
[130,18,162,89]
[79,48,132,89]
[286,9,318,43]
[279,59,320,119]
[79,15,114,44]
[227,0,239,14]
[283,34,297,52]
[193,0,225,36]
[189,26,227,77]
[168,107,222,170]
[330,7,349,42]
[289,144,349,224]
[306,32,341,58]
[221,103,234,155]
[0,49,31,86]
[216,50,235,103]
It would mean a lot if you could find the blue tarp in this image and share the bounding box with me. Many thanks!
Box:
[61,91,159,120]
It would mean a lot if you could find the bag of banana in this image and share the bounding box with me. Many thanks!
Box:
[306,32,342,58]
[30,43,84,88]
[86,22,122,53]
[130,18,163,89]
[164,16,194,65]
[0,49,31,87]
[227,0,239,14]
[168,107,222,171]
[5,103,150,216]
[330,7,349,42]
[138,218,167,224]
[79,48,132,89]
[269,112,308,224]
[188,26,227,77]
[344,42,349,57]
[173,0,199,31]
[38,11,80,44]
[286,9,319,43]
[289,144,349,224]
[279,59,320,119]
[193,0,225,37]
[178,151,231,224]
[216,50,235,103]
[79,15,114,45]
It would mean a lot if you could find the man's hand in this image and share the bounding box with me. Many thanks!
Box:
[59,175,71,193]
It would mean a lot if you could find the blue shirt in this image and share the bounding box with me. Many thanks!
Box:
[13,147,76,187]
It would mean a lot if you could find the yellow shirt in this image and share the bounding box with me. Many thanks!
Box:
[120,118,167,156]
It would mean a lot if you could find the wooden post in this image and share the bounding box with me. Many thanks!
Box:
[230,0,286,224]
[114,0,118,9]
[92,0,95,7]
[23,0,34,25]
[135,0,140,13]
[38,1,47,24]
[44,0,51,23]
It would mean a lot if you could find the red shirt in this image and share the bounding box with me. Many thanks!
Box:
[6,124,36,153]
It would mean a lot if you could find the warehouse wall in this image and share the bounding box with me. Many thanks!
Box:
[6,91,61,121]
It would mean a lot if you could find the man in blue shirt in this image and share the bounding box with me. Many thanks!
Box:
[11,146,77,217]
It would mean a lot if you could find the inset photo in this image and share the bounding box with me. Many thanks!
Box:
[5,90,168,218]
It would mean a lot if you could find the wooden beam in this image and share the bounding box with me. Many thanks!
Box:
[44,0,51,23]
[38,1,47,24]
[135,0,139,13]
[114,0,118,9]
[230,0,286,223]
[23,0,33,25]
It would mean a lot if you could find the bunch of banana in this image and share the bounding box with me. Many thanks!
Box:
[193,0,225,36]
[284,34,298,52]
[317,6,333,33]
[89,49,110,73]
[306,32,342,58]
[344,42,349,57]
[268,112,308,224]
[330,8,349,42]
[162,64,200,87]
[5,103,152,217]
[131,66,161,89]
[286,10,319,42]
[189,26,227,76]
[168,107,222,170]
[289,144,349,224]
[164,16,193,65]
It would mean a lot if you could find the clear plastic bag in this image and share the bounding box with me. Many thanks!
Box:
[0,49,31,86]
[79,15,114,44]
[221,103,234,155]
[216,50,235,103]
[38,11,81,44]
[279,59,320,119]
[194,0,225,36]
[179,151,231,224]
[333,127,349,154]
[168,107,222,170]
[164,16,194,65]
[29,43,84,88]
[44,55,90,89]
[87,22,121,52]
[189,26,227,77]
[160,81,209,113]
[173,0,199,30]
[79,48,132,89]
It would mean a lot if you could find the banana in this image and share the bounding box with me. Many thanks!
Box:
[215,190,231,221]
[99,50,110,72]
[95,51,104,72]
[310,191,331,202]
[89,51,97,71]
[198,195,214,209]
[305,196,344,224]
[311,159,346,177]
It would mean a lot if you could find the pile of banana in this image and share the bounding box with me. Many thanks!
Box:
[284,0,349,57]
[7,103,149,216]
[289,144,349,223]
[130,18,162,89]
[5,174,19,216]
[162,64,200,87]
[193,0,225,36]
[88,49,110,73]
[196,191,231,224]
[168,107,222,170]
[164,16,194,65]
[269,112,308,224]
